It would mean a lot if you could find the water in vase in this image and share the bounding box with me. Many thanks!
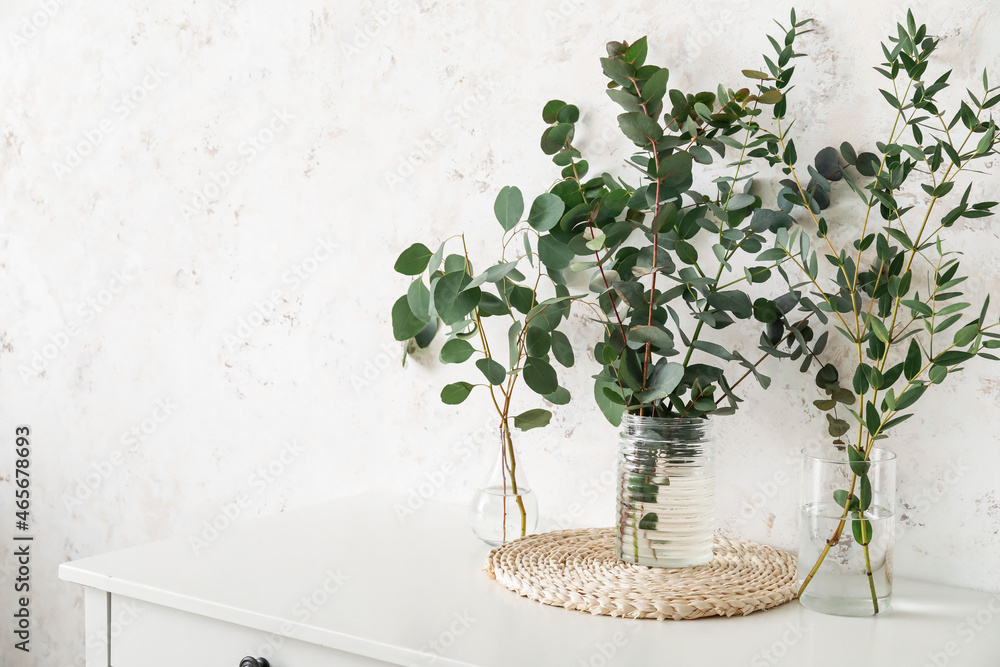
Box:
[798,501,894,616]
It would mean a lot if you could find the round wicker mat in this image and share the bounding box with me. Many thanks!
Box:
[486,528,797,620]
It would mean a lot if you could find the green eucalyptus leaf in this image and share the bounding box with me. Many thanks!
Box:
[859,476,872,511]
[676,241,698,264]
[464,261,519,291]
[595,380,626,426]
[954,322,981,346]
[541,123,575,155]
[514,408,553,431]
[407,279,431,321]
[478,292,509,317]
[527,193,565,231]
[414,320,438,349]
[904,339,921,380]
[634,361,684,402]
[476,358,507,385]
[494,186,524,232]
[869,317,891,343]
[441,382,474,405]
[508,320,522,369]
[658,151,694,188]
[542,100,567,124]
[827,414,850,437]
[394,243,433,275]
[624,36,648,66]
[691,340,735,361]
[538,235,574,270]
[852,517,874,546]
[753,298,782,323]
[392,295,429,341]
[557,104,580,123]
[440,338,475,364]
[833,489,852,509]
[550,330,575,367]
[525,328,551,357]
[707,290,753,319]
[641,68,669,104]
[600,57,637,88]
[434,272,481,325]
[443,253,467,274]
[618,111,664,147]
[848,446,870,476]
[524,357,559,395]
[626,325,674,352]
[544,386,571,405]
[894,384,925,411]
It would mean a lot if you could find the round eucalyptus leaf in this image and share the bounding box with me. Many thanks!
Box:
[556,104,580,123]
[657,150,693,188]
[527,193,565,232]
[434,272,482,325]
[675,240,698,265]
[541,123,574,155]
[618,112,663,148]
[394,243,433,275]
[494,186,524,232]
[840,141,858,165]
[856,152,880,177]
[523,357,558,395]
[525,328,551,357]
[477,292,510,317]
[440,338,475,364]
[538,235,574,270]
[476,358,506,385]
[443,253,467,274]
[753,298,782,323]
[815,146,843,181]
[544,386,571,405]
[513,408,553,431]
[440,382,474,405]
[414,320,438,349]
[407,279,431,321]
[392,296,429,341]
[542,99,567,124]
[766,320,784,346]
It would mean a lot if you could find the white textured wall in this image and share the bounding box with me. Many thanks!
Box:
[1,0,998,663]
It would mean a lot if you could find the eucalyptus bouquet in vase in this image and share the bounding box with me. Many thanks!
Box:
[529,20,819,566]
[393,187,582,545]
[741,10,999,614]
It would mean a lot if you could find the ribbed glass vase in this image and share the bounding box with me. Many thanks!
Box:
[615,415,715,567]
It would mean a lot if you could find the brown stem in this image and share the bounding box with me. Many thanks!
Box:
[503,425,527,538]
[796,474,858,597]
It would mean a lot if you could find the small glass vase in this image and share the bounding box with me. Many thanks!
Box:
[469,426,538,546]
[797,444,897,616]
[615,415,715,567]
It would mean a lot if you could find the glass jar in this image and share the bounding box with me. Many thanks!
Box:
[469,426,538,546]
[797,444,897,616]
[615,415,715,567]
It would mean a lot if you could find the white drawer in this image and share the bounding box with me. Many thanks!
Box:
[111,595,390,667]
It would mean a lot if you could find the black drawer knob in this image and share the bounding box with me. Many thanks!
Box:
[240,658,270,667]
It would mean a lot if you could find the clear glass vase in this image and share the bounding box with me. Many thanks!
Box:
[615,415,715,567]
[469,426,538,546]
[797,444,897,616]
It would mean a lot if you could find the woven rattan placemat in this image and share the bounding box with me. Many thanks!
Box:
[486,528,797,620]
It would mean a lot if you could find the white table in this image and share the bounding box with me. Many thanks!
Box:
[60,493,1000,666]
